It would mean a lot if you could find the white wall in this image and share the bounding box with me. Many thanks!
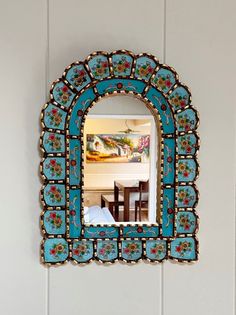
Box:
[0,1,235,315]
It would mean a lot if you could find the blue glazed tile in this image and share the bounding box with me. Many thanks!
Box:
[44,238,68,263]
[134,56,157,81]
[176,108,198,132]
[178,133,198,155]
[69,189,82,238]
[43,210,66,235]
[43,184,66,207]
[42,157,65,181]
[69,139,81,186]
[121,240,142,261]
[169,86,191,111]
[65,64,91,92]
[88,55,110,80]
[96,240,118,262]
[84,226,119,239]
[112,54,133,77]
[178,159,197,182]
[96,78,146,95]
[43,104,67,130]
[176,211,197,234]
[69,87,96,136]
[170,237,197,260]
[42,132,65,153]
[162,188,175,237]
[123,226,159,238]
[146,240,167,261]
[163,138,175,185]
[72,240,93,263]
[52,81,75,108]
[151,68,176,93]
[146,87,175,134]
[177,185,197,208]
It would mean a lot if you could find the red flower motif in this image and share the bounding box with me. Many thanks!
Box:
[102,62,108,68]
[183,199,189,205]
[186,146,192,153]
[50,159,56,166]
[161,104,167,111]
[185,224,190,230]
[180,100,186,108]
[167,208,173,214]
[137,227,143,233]
[73,249,79,256]
[51,108,58,115]
[99,231,106,237]
[124,248,130,254]
[50,212,56,219]
[49,134,55,141]
[78,70,85,77]
[166,80,171,88]
[151,248,157,254]
[50,186,56,192]
[70,160,76,166]
[176,246,181,253]
[50,249,56,255]
[148,66,153,74]
[62,86,68,93]
[183,171,189,177]
[70,210,76,216]
[117,83,123,89]
[124,61,130,68]
[167,156,173,163]
[77,110,83,116]
[185,125,190,131]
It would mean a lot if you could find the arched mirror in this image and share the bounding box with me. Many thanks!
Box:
[40,50,199,265]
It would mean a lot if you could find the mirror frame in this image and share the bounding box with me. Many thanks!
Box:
[40,50,199,265]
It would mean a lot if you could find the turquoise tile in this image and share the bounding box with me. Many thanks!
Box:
[69,189,82,238]
[176,108,198,132]
[65,64,91,92]
[69,139,81,186]
[84,226,119,239]
[123,226,159,238]
[43,184,66,207]
[88,55,110,79]
[169,86,191,111]
[44,238,68,263]
[177,185,197,208]
[96,240,118,262]
[112,53,133,77]
[43,210,66,235]
[170,237,197,261]
[72,240,93,263]
[178,133,198,155]
[43,103,67,130]
[151,67,176,93]
[146,240,167,261]
[42,132,65,153]
[96,78,146,95]
[52,81,75,108]
[178,159,197,182]
[121,240,142,261]
[42,157,65,181]
[176,211,197,234]
[134,56,157,81]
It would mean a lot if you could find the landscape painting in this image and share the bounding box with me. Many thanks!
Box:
[86,134,150,163]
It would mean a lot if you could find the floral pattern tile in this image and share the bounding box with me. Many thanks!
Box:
[43,103,67,130]
[146,240,167,261]
[178,133,198,155]
[163,138,175,185]
[96,78,146,95]
[176,211,197,234]
[42,157,65,180]
[152,68,176,93]
[69,139,81,186]
[84,226,119,239]
[43,210,66,235]
[72,240,93,263]
[169,86,191,111]
[52,81,75,108]
[176,108,198,132]
[65,64,91,92]
[123,226,159,238]
[162,188,175,237]
[96,240,118,262]
[121,240,142,261]
[44,238,68,263]
[134,56,157,81]
[42,132,65,153]
[87,55,110,79]
[111,53,133,76]
[43,184,66,207]
[177,185,197,208]
[69,189,82,238]
[178,159,197,182]
[170,237,197,261]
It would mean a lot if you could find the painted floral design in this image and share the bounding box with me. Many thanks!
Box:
[73,242,91,258]
[179,135,195,154]
[50,242,67,258]
[98,242,116,260]
[135,61,154,79]
[46,212,63,229]
[91,58,109,78]
[45,133,62,151]
[178,188,194,206]
[149,242,166,259]
[178,213,195,231]
[46,107,63,127]
[177,114,193,131]
[70,67,87,87]
[55,85,73,105]
[178,161,194,178]
[122,242,141,258]
[175,240,192,257]
[45,159,63,177]
[46,185,63,203]
[153,74,172,91]
[170,92,188,109]
[113,56,131,74]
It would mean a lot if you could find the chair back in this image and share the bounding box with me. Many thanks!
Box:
[139,180,149,201]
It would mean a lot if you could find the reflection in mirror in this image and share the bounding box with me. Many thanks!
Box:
[83,96,158,224]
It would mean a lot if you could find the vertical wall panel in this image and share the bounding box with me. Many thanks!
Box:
[163,1,236,315]
[0,1,47,314]
[48,1,164,315]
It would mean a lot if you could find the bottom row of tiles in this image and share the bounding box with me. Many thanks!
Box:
[43,237,197,264]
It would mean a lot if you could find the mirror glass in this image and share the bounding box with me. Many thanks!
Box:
[83,96,158,224]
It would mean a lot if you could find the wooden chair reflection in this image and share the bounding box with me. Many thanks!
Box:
[134,180,149,221]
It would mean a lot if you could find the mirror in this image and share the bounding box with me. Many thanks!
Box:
[83,95,158,224]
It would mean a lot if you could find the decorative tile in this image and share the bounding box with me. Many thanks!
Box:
[169,86,191,111]
[177,185,197,208]
[87,54,110,79]
[152,67,176,93]
[42,157,65,181]
[163,138,175,185]
[42,132,65,154]
[96,78,146,95]
[146,87,175,134]
[121,240,142,261]
[123,226,159,238]
[44,238,68,263]
[43,184,66,207]
[178,159,197,182]
[72,240,93,263]
[84,226,119,239]
[111,53,133,77]
[43,103,67,130]
[65,64,91,92]
[51,81,75,108]
[69,189,82,238]
[176,211,197,234]
[178,133,199,155]
[176,108,198,132]
[43,210,66,235]
[162,188,175,237]
[145,240,167,261]
[96,240,118,262]
[134,56,157,81]
[69,139,81,186]
[170,237,197,261]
